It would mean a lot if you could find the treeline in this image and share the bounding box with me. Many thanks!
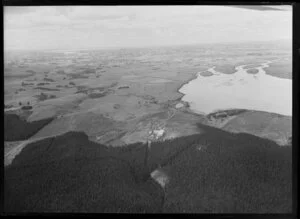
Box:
[207,109,247,119]
[4,113,54,141]
[35,92,56,101]
[4,123,292,213]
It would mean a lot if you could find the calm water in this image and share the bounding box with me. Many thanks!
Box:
[179,61,292,116]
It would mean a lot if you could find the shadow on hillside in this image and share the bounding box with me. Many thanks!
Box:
[4,122,292,213]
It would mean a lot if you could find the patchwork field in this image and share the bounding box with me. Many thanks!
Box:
[4,42,292,165]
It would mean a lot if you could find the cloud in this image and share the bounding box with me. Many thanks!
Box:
[4,7,72,30]
[68,6,131,21]
[4,6,36,14]
[4,6,292,50]
[230,5,291,11]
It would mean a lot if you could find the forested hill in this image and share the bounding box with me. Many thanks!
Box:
[4,124,292,213]
[4,113,54,141]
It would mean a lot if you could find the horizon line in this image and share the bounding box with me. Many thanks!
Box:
[4,38,291,53]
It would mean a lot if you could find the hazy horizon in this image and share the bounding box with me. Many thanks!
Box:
[4,6,292,51]
[4,39,292,53]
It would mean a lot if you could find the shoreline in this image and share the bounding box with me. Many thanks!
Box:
[173,64,292,118]
[174,70,201,105]
[174,68,212,118]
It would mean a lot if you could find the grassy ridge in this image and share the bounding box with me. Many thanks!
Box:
[4,124,292,213]
[4,113,54,141]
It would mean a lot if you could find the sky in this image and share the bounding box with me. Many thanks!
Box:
[4,5,292,51]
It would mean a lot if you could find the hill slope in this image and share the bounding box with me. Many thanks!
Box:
[4,124,292,213]
[150,124,292,213]
[4,113,54,141]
